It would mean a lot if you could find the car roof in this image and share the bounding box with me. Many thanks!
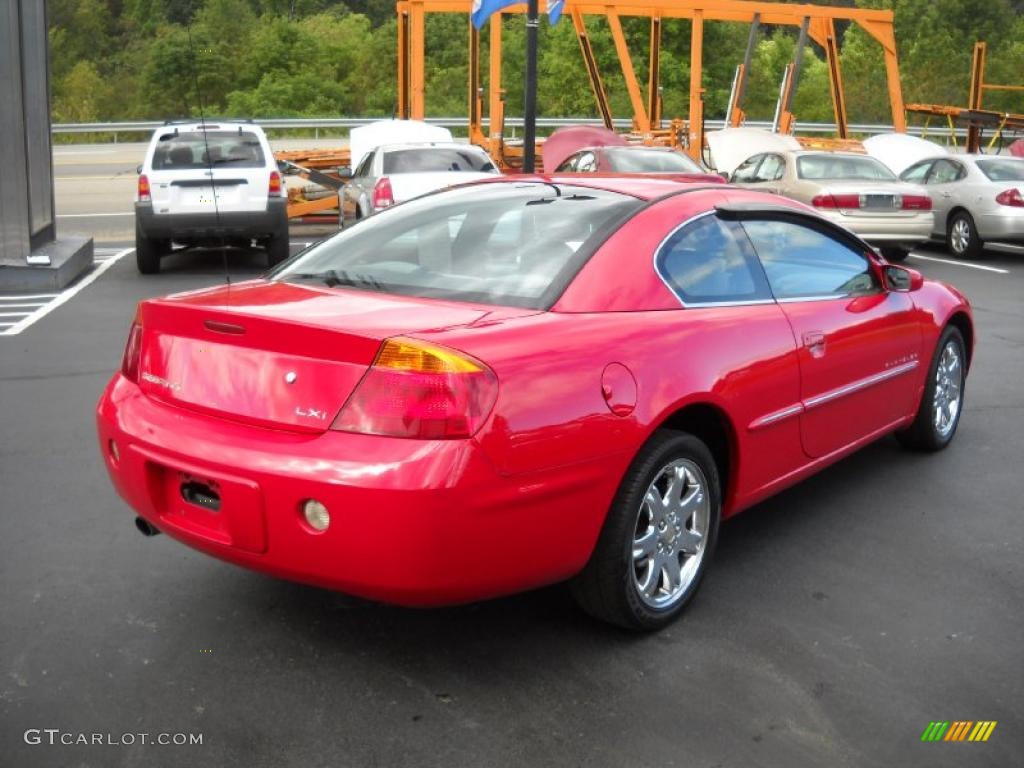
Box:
[465,174,724,201]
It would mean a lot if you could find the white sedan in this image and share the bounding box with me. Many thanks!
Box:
[339,142,500,226]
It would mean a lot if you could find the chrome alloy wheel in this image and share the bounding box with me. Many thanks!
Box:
[934,340,963,438]
[950,219,971,254]
[632,459,710,609]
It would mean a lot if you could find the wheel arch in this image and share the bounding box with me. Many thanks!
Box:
[946,310,974,370]
[945,205,973,230]
[651,401,738,512]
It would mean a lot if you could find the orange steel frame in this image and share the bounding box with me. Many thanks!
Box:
[395,0,905,163]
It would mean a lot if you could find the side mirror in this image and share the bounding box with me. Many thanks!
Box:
[337,166,352,178]
[885,265,924,292]
[136,163,143,174]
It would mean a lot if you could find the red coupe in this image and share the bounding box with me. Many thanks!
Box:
[97,177,972,629]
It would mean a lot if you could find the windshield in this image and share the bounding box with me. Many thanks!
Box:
[152,130,266,169]
[606,148,704,174]
[383,148,498,174]
[271,184,641,309]
[796,154,897,181]
[976,158,1024,182]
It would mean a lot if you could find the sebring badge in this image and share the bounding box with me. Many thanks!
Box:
[141,372,181,391]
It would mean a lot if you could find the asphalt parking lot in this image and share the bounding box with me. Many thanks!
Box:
[2,163,1022,766]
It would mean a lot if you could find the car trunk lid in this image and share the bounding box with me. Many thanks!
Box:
[135,280,517,433]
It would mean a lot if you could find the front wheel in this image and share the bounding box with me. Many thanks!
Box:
[896,326,967,451]
[947,211,983,259]
[571,431,721,630]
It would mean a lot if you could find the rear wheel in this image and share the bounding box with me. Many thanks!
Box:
[135,224,166,274]
[880,247,909,263]
[571,431,721,630]
[896,326,966,451]
[947,211,983,259]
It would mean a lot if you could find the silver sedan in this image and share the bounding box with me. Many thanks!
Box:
[899,155,1024,258]
[729,151,933,262]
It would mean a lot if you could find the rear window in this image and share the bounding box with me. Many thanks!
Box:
[271,184,641,308]
[796,154,896,181]
[151,130,266,169]
[383,148,497,174]
[976,158,1024,182]
[606,148,704,174]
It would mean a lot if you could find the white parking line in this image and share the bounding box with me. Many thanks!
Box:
[909,253,1010,274]
[0,248,132,336]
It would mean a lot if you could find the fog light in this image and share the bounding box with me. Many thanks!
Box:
[108,439,120,463]
[302,499,330,532]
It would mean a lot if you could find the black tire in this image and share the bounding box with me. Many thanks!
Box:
[135,224,165,274]
[571,430,722,630]
[896,325,967,452]
[880,247,909,263]
[946,210,983,259]
[266,224,290,267]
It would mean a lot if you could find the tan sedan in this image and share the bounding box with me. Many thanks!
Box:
[729,151,933,262]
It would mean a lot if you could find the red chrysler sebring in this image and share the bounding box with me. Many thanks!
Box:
[97,177,972,629]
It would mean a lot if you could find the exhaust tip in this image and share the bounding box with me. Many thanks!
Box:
[134,516,161,537]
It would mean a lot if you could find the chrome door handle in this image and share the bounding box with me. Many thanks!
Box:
[802,331,826,357]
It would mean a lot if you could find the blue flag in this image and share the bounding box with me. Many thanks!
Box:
[471,0,521,29]
[548,0,564,24]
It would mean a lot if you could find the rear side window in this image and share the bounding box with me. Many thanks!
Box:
[655,214,771,305]
[272,184,640,309]
[976,158,1024,181]
[740,219,879,299]
[382,148,497,174]
[151,131,266,169]
[754,154,785,182]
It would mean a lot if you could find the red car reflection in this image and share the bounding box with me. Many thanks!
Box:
[97,177,973,629]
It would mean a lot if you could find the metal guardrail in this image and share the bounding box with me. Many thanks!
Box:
[52,117,969,141]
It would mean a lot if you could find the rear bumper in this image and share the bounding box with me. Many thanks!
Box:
[976,208,1024,244]
[135,199,287,240]
[96,376,616,605]
[820,211,933,245]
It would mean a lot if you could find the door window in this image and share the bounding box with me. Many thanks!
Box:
[731,155,762,183]
[575,152,598,173]
[754,154,785,182]
[353,151,375,178]
[655,214,771,304]
[927,159,964,184]
[740,219,880,300]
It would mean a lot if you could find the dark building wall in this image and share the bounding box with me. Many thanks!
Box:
[0,0,55,265]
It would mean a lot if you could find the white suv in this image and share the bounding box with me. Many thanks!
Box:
[134,120,289,274]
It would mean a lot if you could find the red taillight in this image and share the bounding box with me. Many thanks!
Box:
[901,194,932,210]
[332,337,498,439]
[121,322,143,383]
[137,174,151,202]
[995,188,1024,207]
[811,193,860,209]
[268,170,283,197]
[372,176,395,210]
